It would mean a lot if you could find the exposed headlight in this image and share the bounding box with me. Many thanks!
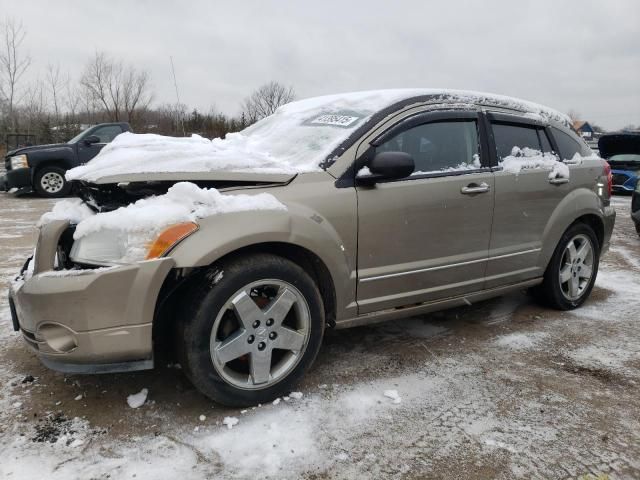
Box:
[10,154,28,169]
[69,222,198,265]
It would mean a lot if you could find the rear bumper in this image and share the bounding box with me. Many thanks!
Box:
[8,220,175,373]
[601,205,616,255]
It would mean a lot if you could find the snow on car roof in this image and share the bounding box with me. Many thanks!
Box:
[66,89,570,182]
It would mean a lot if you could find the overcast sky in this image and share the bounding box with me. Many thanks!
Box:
[2,0,638,129]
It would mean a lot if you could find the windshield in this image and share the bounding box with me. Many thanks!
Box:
[608,154,640,163]
[67,127,91,144]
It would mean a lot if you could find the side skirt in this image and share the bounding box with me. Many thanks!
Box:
[335,278,542,329]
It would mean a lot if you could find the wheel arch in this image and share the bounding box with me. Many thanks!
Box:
[539,188,607,270]
[31,159,73,181]
[152,241,338,363]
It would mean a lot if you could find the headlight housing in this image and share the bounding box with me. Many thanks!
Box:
[10,154,29,170]
[70,222,198,265]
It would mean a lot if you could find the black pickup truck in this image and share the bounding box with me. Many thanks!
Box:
[1,122,131,197]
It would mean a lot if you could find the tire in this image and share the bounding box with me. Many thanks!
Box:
[178,253,325,407]
[537,222,600,310]
[635,221,640,237]
[34,166,71,198]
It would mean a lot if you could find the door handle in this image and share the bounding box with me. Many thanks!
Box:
[549,177,569,185]
[461,182,490,194]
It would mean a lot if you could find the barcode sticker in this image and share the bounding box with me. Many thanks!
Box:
[310,115,360,127]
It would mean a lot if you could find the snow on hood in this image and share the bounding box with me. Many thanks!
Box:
[38,182,287,264]
[66,89,569,183]
[71,181,286,239]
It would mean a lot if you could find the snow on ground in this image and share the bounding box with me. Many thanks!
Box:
[66,89,570,182]
[0,194,639,479]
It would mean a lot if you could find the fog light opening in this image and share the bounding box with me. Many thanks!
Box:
[38,323,78,353]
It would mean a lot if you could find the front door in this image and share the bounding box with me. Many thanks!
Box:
[77,125,124,164]
[356,113,495,314]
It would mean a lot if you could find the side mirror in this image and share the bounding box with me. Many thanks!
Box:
[358,151,414,185]
[83,135,101,145]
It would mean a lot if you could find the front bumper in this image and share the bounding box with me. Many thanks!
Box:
[5,167,32,191]
[8,220,175,373]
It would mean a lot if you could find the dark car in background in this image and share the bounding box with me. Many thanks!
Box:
[598,132,640,194]
[1,122,131,197]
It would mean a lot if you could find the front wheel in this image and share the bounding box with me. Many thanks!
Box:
[34,166,71,197]
[178,254,325,406]
[537,223,600,310]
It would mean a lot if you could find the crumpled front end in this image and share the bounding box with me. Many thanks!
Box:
[8,220,174,373]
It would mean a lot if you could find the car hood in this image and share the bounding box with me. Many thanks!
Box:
[598,133,640,159]
[6,143,69,157]
[82,170,296,185]
[75,171,297,212]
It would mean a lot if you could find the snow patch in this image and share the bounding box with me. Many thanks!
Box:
[499,147,569,179]
[37,198,94,227]
[222,416,239,429]
[494,332,547,351]
[383,389,402,404]
[127,388,148,408]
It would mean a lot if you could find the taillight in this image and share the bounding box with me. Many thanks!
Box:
[603,160,612,197]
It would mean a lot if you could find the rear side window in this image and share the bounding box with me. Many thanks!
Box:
[551,128,592,161]
[491,123,542,160]
[376,120,480,173]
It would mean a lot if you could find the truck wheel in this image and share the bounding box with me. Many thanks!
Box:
[34,166,71,198]
[178,253,325,406]
[537,222,600,310]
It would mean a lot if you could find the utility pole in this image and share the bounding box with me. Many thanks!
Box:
[169,56,186,137]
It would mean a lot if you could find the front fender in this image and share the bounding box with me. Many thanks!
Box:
[28,145,77,172]
[169,201,356,317]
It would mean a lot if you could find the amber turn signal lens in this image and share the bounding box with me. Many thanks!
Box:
[145,222,199,260]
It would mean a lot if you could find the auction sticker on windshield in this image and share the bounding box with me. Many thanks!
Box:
[305,111,363,128]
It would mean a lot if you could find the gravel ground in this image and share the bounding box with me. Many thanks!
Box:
[0,193,638,479]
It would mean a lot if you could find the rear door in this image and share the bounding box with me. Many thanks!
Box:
[356,111,495,313]
[484,113,571,288]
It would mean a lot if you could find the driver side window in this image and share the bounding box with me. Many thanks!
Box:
[91,125,123,143]
[376,120,480,174]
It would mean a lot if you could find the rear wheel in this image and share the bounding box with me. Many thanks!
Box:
[537,223,600,310]
[34,166,70,197]
[178,254,325,406]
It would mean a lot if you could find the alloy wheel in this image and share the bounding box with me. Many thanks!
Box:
[559,233,594,301]
[209,279,311,390]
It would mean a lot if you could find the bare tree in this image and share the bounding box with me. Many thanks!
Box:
[64,71,80,119]
[21,79,46,135]
[567,109,581,122]
[46,63,63,122]
[0,18,31,130]
[243,81,295,122]
[80,51,153,124]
